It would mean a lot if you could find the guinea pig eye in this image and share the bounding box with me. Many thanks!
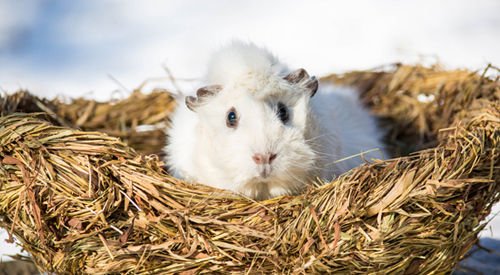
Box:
[277,102,289,123]
[226,108,238,128]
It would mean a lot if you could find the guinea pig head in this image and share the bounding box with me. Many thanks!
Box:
[185,68,320,200]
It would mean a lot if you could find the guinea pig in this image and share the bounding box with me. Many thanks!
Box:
[165,41,388,200]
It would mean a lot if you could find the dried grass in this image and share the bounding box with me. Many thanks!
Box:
[1,64,500,274]
[0,88,176,157]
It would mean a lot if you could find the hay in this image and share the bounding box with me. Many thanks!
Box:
[0,88,176,157]
[1,64,500,274]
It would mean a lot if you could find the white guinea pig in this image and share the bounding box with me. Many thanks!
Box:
[165,41,388,200]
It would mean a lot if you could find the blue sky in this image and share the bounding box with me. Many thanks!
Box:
[1,0,499,100]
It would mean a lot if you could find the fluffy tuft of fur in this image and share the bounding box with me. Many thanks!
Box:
[165,41,389,200]
[205,41,290,98]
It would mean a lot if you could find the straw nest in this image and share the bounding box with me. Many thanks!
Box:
[1,64,500,274]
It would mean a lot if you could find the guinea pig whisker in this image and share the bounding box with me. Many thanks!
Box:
[281,166,307,186]
[305,133,329,142]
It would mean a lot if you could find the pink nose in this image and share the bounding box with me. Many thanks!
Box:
[252,153,277,165]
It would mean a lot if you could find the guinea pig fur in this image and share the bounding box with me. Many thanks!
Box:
[165,41,388,200]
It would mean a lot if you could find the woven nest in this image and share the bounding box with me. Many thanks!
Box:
[1,64,500,274]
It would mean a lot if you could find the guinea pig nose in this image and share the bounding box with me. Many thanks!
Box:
[253,153,277,165]
[269,153,277,164]
[252,154,264,165]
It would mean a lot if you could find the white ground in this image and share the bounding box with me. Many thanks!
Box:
[1,0,500,262]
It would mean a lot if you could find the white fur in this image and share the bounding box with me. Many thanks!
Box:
[165,41,388,200]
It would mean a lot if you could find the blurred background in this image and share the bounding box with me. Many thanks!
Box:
[1,0,500,270]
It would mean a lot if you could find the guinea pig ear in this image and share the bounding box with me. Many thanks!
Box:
[185,85,223,111]
[284,68,319,97]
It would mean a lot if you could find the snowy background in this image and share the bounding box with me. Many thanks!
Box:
[1,0,500,266]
